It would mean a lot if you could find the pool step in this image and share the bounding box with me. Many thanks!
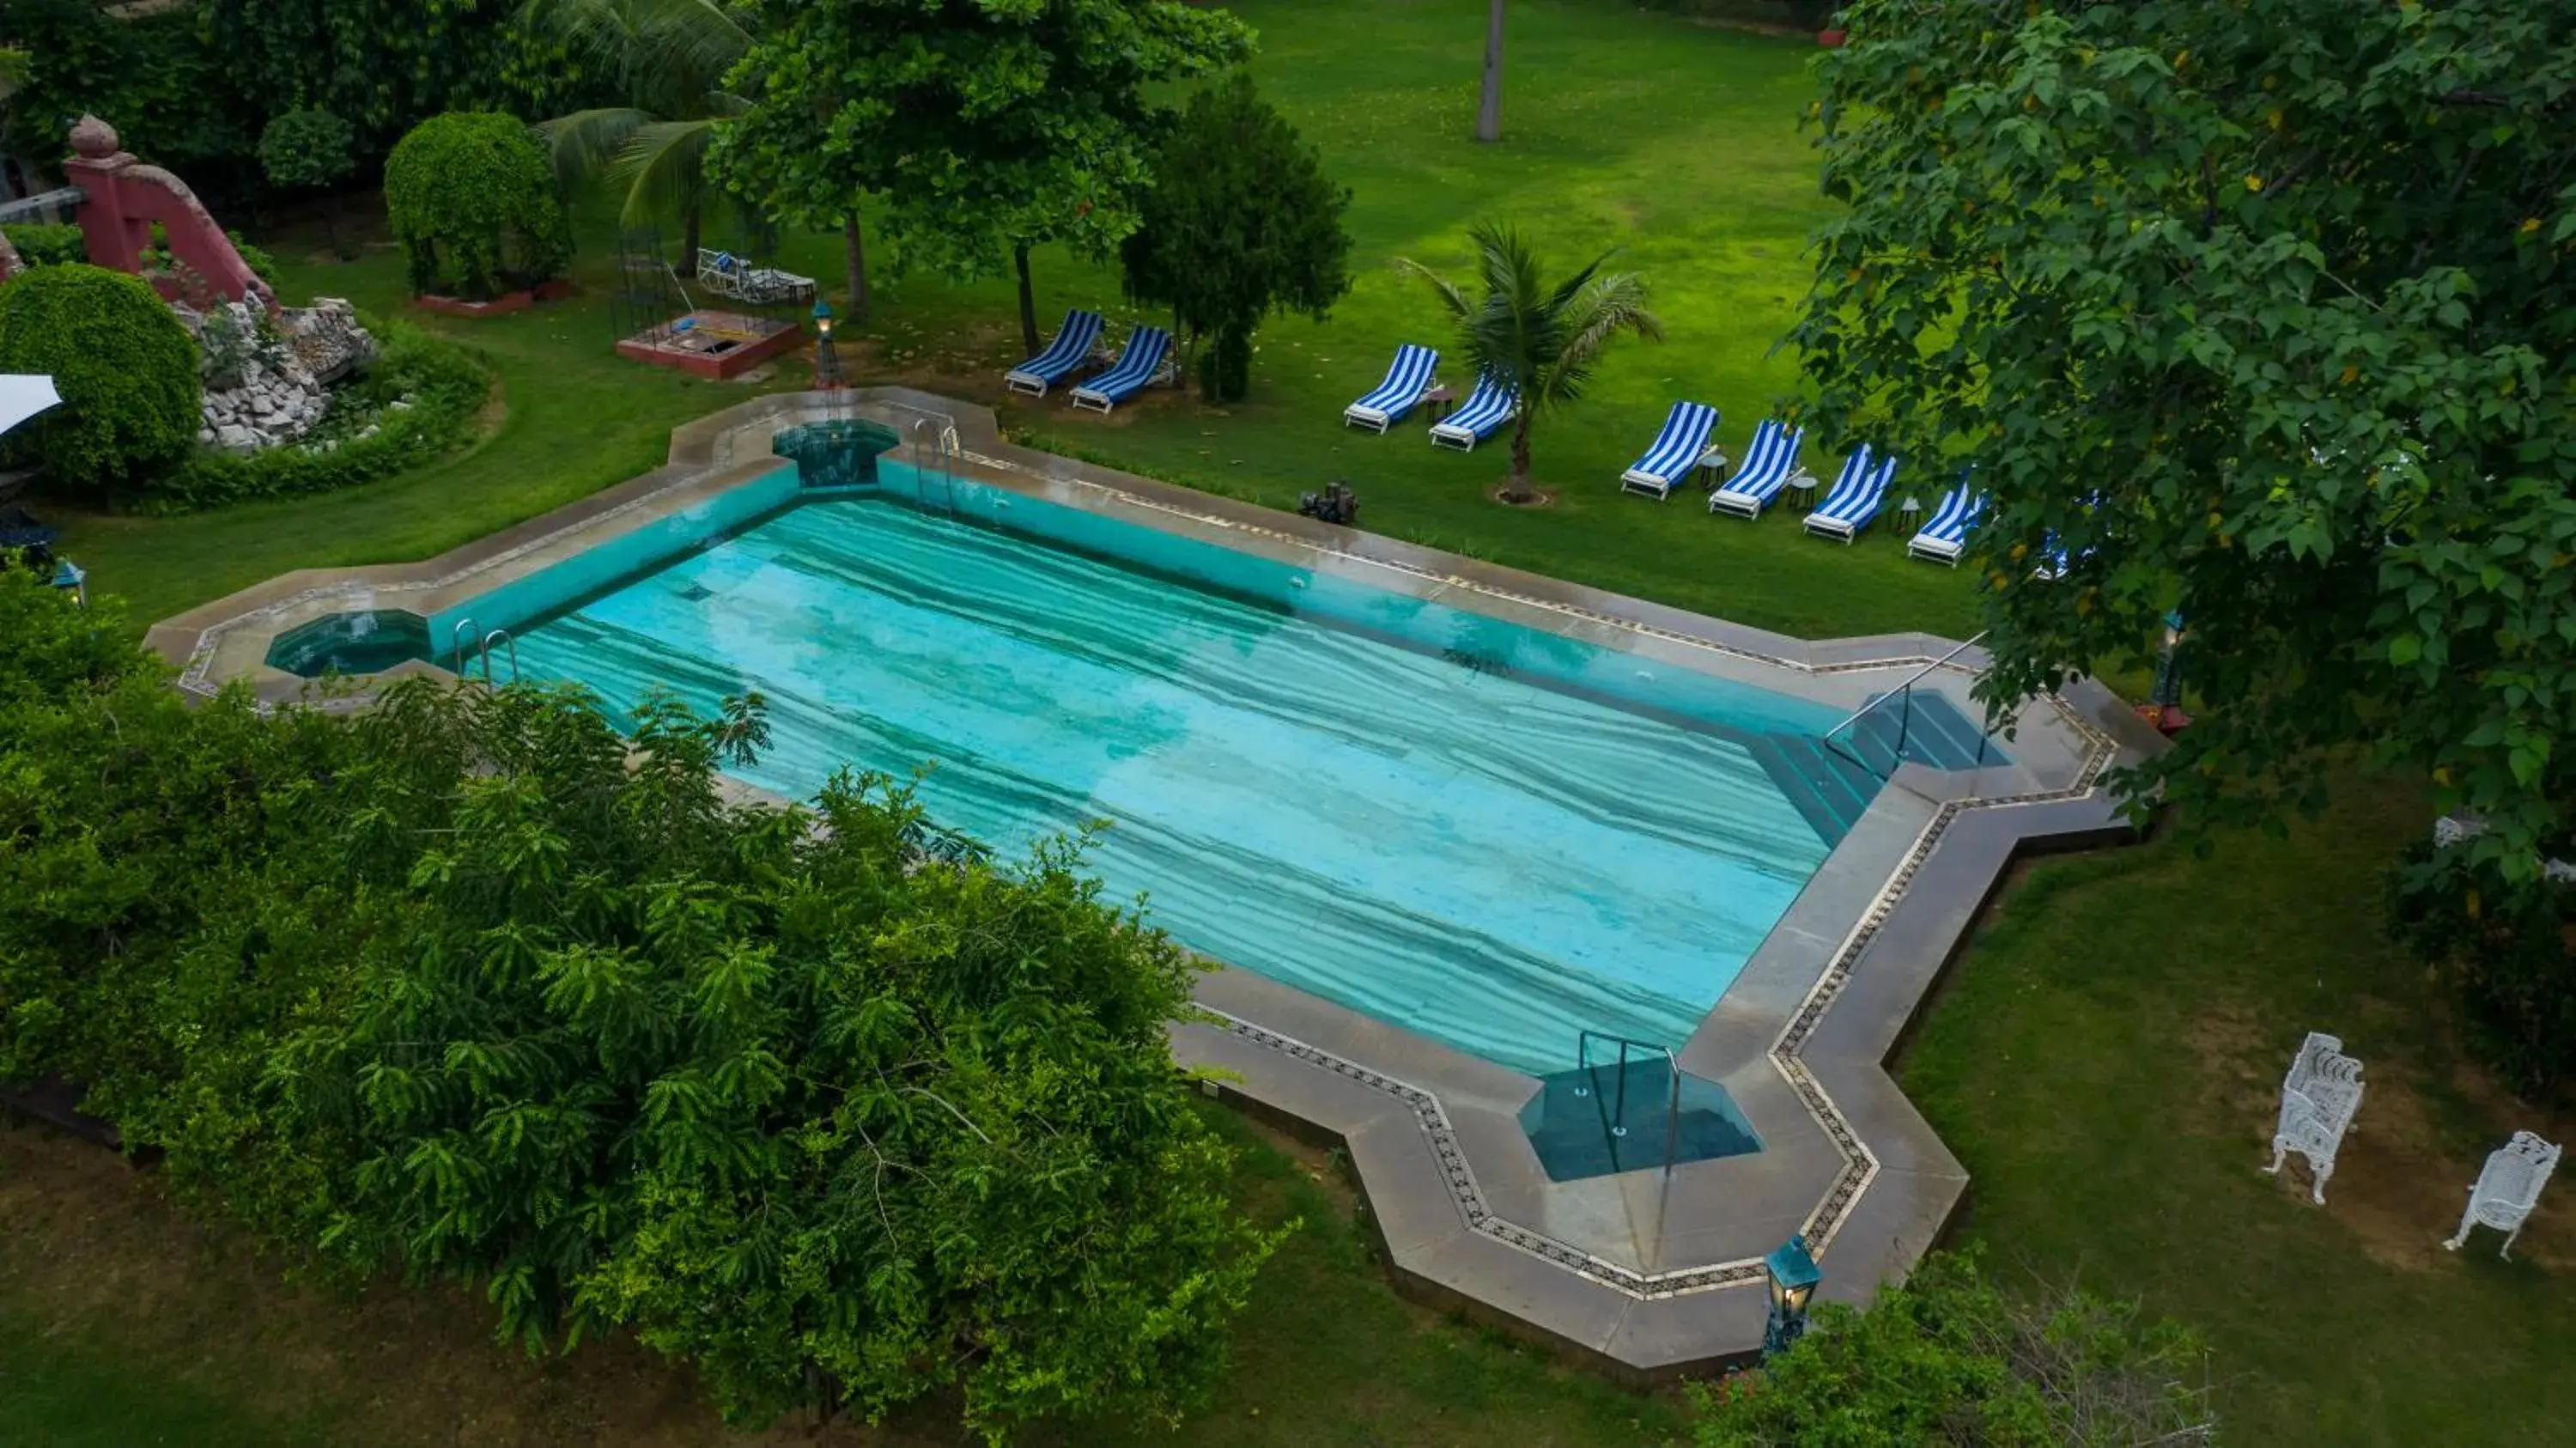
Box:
[1741,693,2006,848]
[1517,1056,1764,1182]
[1743,734,1880,847]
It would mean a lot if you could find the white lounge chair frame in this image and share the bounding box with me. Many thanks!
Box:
[1005,309,1108,397]
[2444,1130,2561,1259]
[694,248,816,307]
[1068,326,1177,415]
[1907,481,1982,565]
[1708,419,1806,520]
[1344,344,1440,433]
[1618,401,1722,500]
[1429,376,1517,451]
[1804,447,1899,544]
[2263,1031,2364,1205]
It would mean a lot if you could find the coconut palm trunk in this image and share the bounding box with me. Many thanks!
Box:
[1476,0,1505,143]
[1507,412,1535,502]
[844,212,869,320]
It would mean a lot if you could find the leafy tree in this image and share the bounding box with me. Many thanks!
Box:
[1798,2,2576,888]
[0,265,202,495]
[0,648,1280,1439]
[1692,1249,2215,1447]
[714,0,1252,350]
[2387,842,2576,1095]
[384,112,574,299]
[201,0,595,151]
[258,107,358,258]
[1121,75,1352,403]
[0,0,257,184]
[1399,222,1662,503]
[521,0,752,279]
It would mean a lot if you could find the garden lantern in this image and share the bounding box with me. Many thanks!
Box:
[1762,1232,1820,1359]
[811,298,847,391]
[2140,609,2190,734]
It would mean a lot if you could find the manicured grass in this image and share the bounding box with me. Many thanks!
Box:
[54,0,1975,645]
[1907,787,2576,1446]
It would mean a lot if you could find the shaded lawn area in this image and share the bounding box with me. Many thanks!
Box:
[1909,785,2576,1447]
[0,1108,1681,1448]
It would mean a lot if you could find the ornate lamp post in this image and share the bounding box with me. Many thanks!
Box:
[2138,609,2190,735]
[811,298,847,391]
[1762,1232,1821,1359]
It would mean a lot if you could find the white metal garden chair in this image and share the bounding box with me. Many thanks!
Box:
[2263,1031,2363,1205]
[2443,1130,2561,1260]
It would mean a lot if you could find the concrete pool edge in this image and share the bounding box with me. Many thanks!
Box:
[149,387,2170,1382]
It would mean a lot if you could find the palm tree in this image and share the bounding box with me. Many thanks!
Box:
[519,0,751,283]
[1398,222,1662,504]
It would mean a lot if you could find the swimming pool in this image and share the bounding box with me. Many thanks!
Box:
[482,474,1868,1075]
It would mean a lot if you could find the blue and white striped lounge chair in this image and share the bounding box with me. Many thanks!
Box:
[1344,344,1440,432]
[1619,401,1722,500]
[1068,325,1175,414]
[1707,419,1806,519]
[1429,374,1517,450]
[1906,474,1983,565]
[1802,447,1899,543]
[1005,309,1106,396]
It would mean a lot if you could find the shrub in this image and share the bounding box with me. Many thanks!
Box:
[2387,840,2576,1095]
[0,264,201,494]
[0,678,1280,1438]
[258,106,357,192]
[1691,1248,2215,1447]
[383,112,571,300]
[149,317,490,513]
[1,223,87,268]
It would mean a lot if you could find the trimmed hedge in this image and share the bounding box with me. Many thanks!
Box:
[149,317,490,513]
[0,264,202,493]
[2,224,87,269]
[384,112,571,301]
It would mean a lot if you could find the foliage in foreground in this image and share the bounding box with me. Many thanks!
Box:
[0,263,202,493]
[1692,1249,2215,1448]
[1801,1,2576,885]
[1121,73,1353,403]
[0,570,1277,1439]
[1398,222,1662,502]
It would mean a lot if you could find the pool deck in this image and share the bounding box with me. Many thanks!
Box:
[149,387,2166,1381]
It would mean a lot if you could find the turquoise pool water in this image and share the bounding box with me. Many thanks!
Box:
[507,488,1846,1073]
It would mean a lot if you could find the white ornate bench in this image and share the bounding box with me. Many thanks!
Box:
[2444,1131,2561,1260]
[2263,1031,2363,1205]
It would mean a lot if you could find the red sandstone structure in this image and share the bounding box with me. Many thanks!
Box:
[59,115,272,310]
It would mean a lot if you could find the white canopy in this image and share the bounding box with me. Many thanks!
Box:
[0,374,62,441]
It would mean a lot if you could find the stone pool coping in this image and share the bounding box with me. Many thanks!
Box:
[149,386,2167,1383]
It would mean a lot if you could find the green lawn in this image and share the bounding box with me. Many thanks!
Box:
[16,0,2570,1443]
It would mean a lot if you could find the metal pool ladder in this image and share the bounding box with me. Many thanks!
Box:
[477,629,519,686]
[911,416,963,515]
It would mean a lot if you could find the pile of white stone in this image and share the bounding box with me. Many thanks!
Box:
[179,296,379,454]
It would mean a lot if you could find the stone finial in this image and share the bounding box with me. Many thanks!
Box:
[69,114,121,161]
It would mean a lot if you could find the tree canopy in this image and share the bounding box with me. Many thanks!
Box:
[711,0,1251,351]
[0,564,1279,1439]
[1800,0,2576,880]
[1121,74,1352,403]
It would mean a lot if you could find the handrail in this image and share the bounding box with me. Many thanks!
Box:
[477,628,519,686]
[1821,629,1988,743]
[448,616,481,674]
